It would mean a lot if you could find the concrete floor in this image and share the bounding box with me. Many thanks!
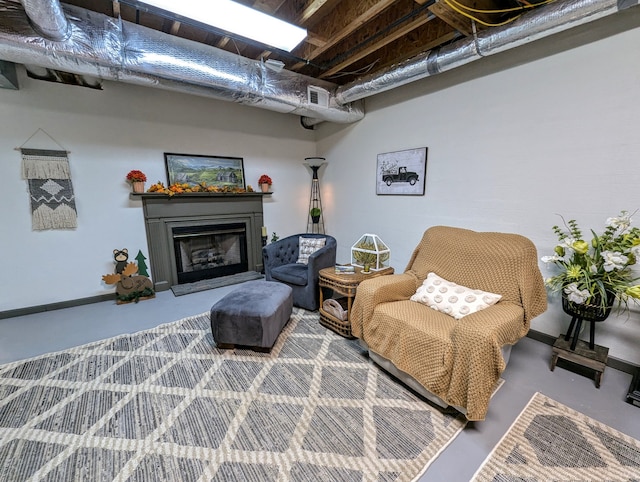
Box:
[1,285,638,481]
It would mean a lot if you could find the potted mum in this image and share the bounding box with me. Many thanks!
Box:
[258,174,272,193]
[542,210,640,319]
[126,170,147,193]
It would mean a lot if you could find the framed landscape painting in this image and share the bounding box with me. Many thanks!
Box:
[376,147,427,195]
[164,153,245,189]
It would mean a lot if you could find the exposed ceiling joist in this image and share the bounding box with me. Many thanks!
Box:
[59,0,564,86]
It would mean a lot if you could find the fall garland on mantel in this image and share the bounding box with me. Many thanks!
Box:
[145,181,261,196]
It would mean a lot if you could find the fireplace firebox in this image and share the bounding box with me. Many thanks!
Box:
[173,223,248,284]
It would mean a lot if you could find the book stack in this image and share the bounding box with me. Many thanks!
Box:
[335,264,355,274]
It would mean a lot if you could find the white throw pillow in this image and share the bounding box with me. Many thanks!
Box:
[410,272,502,319]
[297,237,326,264]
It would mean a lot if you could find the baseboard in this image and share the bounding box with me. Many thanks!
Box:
[526,329,638,375]
[0,293,115,320]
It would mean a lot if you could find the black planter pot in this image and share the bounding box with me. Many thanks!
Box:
[561,292,614,322]
[562,291,615,351]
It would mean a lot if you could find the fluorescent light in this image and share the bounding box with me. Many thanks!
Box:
[140,0,307,52]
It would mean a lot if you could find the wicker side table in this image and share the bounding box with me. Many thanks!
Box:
[318,265,394,338]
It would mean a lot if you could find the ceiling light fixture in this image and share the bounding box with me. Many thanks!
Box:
[139,0,307,52]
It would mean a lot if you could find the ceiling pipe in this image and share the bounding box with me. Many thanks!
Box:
[335,0,639,106]
[0,0,363,124]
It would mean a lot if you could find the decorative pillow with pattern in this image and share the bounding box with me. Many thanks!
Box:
[296,237,326,264]
[410,272,502,319]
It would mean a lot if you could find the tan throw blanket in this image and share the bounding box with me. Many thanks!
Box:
[351,226,547,421]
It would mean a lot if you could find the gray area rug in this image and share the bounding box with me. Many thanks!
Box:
[171,271,263,296]
[472,392,640,481]
[0,308,467,481]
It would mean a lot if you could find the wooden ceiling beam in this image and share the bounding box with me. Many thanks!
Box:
[297,0,331,24]
[428,1,473,36]
[377,30,459,71]
[253,0,288,12]
[169,20,181,35]
[291,0,397,70]
[216,37,231,49]
[407,30,458,57]
[319,14,433,79]
[305,32,328,48]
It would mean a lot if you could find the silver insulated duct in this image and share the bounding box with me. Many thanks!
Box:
[336,0,639,105]
[0,0,364,124]
[0,0,637,125]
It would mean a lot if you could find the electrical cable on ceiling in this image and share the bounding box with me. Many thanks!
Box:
[320,0,554,79]
[443,0,521,26]
[325,59,380,79]
[443,0,557,27]
[448,0,556,14]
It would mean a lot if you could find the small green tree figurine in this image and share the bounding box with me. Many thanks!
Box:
[135,250,150,277]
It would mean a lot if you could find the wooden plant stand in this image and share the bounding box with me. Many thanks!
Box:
[550,335,608,388]
[627,369,640,407]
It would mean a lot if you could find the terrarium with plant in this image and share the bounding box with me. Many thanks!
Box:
[351,233,390,270]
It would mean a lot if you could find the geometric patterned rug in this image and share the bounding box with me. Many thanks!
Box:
[471,392,640,481]
[0,308,467,481]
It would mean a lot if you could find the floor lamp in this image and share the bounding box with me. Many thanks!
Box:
[305,157,326,234]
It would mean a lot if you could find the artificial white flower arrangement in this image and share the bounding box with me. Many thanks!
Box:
[542,210,640,311]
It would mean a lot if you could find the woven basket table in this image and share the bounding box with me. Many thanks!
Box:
[318,265,394,338]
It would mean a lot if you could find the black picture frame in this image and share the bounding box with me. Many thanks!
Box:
[164,153,245,189]
[376,147,428,195]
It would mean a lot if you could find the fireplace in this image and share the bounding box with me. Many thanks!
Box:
[173,223,248,284]
[137,193,267,292]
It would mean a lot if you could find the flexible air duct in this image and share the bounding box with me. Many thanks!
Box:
[0,0,364,124]
[336,0,639,105]
[0,0,637,125]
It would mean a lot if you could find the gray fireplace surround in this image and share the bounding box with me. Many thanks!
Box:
[136,192,269,292]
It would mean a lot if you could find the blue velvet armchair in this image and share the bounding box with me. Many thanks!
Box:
[263,233,337,311]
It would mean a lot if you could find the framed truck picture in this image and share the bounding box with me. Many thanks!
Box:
[164,153,245,189]
[376,147,427,195]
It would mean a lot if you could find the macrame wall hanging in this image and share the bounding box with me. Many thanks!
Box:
[18,129,77,230]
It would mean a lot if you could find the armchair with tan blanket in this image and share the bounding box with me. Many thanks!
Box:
[351,226,547,421]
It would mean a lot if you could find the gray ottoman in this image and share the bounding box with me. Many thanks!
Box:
[210,280,293,351]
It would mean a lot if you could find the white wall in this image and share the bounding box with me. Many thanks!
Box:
[316,11,640,364]
[2,10,640,364]
[0,67,316,311]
